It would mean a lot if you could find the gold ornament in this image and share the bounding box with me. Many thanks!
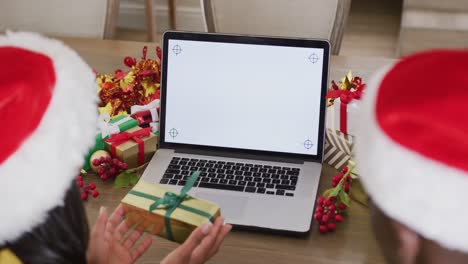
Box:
[89,150,111,173]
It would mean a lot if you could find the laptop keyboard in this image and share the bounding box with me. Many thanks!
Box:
[159,157,299,196]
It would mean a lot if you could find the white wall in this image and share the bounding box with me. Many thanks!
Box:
[118,0,205,32]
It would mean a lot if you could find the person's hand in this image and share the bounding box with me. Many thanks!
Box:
[87,205,153,264]
[161,216,232,264]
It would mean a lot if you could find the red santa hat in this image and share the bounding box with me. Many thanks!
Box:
[0,32,98,244]
[355,50,468,252]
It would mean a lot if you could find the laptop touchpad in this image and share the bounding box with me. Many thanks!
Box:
[195,192,248,221]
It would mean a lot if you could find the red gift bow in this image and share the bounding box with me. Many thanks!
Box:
[326,79,366,134]
[105,127,152,165]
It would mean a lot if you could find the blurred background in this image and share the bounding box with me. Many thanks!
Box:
[1,0,467,58]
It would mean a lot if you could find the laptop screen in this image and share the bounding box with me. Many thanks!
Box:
[162,33,329,159]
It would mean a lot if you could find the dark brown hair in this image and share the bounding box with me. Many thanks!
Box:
[3,181,89,264]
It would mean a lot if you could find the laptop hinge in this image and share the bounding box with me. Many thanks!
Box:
[173,148,317,165]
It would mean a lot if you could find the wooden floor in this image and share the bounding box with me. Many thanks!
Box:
[115,0,403,58]
[341,0,403,58]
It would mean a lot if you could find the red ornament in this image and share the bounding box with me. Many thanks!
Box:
[124,56,137,67]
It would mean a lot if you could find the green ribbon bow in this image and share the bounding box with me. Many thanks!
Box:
[128,171,213,241]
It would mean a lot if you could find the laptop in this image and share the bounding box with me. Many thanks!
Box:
[141,31,330,234]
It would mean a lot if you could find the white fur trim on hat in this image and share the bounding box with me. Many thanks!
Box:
[0,32,98,244]
[355,64,468,253]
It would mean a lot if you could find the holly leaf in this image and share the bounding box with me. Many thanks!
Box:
[323,188,333,198]
[329,182,343,197]
[129,172,141,186]
[114,171,131,188]
[339,190,350,207]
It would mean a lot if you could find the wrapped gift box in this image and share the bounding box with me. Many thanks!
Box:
[131,99,160,134]
[83,115,138,171]
[324,128,355,171]
[104,126,157,168]
[121,180,221,243]
[324,72,365,170]
[325,97,360,136]
[98,115,139,139]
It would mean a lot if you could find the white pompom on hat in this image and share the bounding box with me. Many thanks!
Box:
[355,50,468,252]
[0,32,98,244]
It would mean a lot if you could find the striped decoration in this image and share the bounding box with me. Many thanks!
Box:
[324,128,355,170]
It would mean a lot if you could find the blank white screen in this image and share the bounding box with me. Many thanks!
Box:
[165,39,324,155]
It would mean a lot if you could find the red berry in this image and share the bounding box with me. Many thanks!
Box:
[77,175,83,181]
[319,225,328,234]
[328,205,336,211]
[327,222,336,231]
[112,159,120,165]
[317,196,325,205]
[92,159,100,166]
[81,192,88,200]
[314,213,323,221]
[92,190,99,198]
[101,173,109,180]
[106,156,112,162]
[328,210,336,218]
[334,214,344,222]
[109,167,117,175]
[121,163,129,170]
[97,168,104,175]
[324,199,332,206]
[345,184,350,193]
[100,156,106,162]
[332,182,337,187]
[78,180,84,188]
[342,166,349,174]
[329,196,336,203]
[315,206,324,214]
[88,183,96,190]
[321,215,330,223]
[338,203,347,211]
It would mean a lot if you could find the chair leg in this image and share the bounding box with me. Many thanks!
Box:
[104,0,120,39]
[169,0,177,30]
[145,0,157,42]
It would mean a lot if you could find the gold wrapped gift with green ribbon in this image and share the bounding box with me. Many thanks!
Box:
[121,172,221,243]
